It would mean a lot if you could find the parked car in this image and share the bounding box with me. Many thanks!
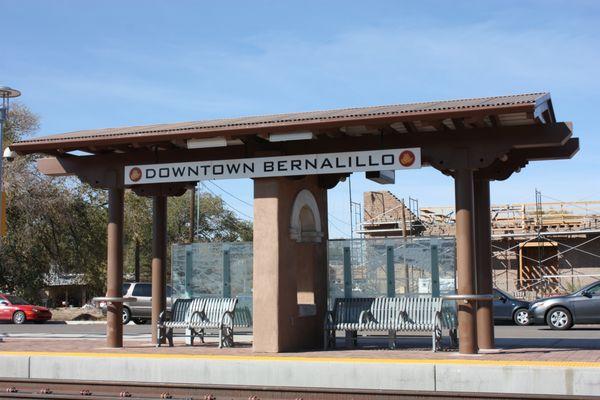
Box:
[529,280,600,330]
[529,281,600,330]
[493,288,531,326]
[0,294,52,324]
[99,282,172,324]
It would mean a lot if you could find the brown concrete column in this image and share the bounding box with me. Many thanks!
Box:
[151,195,167,344]
[253,176,328,353]
[106,187,124,348]
[475,179,495,350]
[454,168,478,354]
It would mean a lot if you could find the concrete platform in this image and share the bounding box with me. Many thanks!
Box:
[1,335,600,397]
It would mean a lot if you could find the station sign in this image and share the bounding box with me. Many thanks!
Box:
[124,148,421,185]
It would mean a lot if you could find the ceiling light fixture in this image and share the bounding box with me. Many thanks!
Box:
[268,131,314,142]
[186,137,228,149]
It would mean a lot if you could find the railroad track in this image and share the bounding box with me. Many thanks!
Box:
[0,379,597,400]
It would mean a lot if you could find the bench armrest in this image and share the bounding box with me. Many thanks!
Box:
[433,310,442,327]
[398,310,408,322]
[190,310,206,323]
[359,310,373,325]
[157,310,169,328]
[323,310,334,328]
[220,310,235,327]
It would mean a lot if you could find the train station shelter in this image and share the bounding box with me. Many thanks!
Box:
[10,93,579,354]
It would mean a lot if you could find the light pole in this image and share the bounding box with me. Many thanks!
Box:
[0,86,21,237]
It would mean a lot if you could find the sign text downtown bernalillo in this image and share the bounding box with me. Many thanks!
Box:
[124,148,421,185]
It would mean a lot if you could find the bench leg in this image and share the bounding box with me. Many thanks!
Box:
[188,328,204,346]
[156,326,162,348]
[166,328,174,347]
[219,325,234,348]
[345,330,358,348]
[189,328,195,346]
[324,329,336,350]
[449,328,459,349]
[156,326,168,347]
[433,313,443,352]
[388,330,397,349]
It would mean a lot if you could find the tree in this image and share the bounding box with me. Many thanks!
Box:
[194,191,253,242]
[123,189,253,281]
[0,104,107,300]
[1,103,253,300]
[0,159,108,300]
[168,190,253,243]
[1,103,39,146]
[123,191,152,281]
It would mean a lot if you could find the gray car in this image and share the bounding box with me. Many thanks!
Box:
[493,288,531,326]
[529,280,600,330]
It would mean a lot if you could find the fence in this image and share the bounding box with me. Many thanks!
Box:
[171,236,456,318]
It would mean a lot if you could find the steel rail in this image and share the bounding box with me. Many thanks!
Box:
[0,378,598,400]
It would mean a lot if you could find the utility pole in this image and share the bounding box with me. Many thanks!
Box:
[189,184,196,243]
[348,176,353,241]
[0,86,21,238]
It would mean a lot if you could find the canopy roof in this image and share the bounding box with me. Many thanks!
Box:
[12,93,556,155]
[13,92,579,190]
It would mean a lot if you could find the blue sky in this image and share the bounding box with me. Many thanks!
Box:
[2,0,599,238]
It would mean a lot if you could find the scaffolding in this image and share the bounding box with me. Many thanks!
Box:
[361,190,600,299]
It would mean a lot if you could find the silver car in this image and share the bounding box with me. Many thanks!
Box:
[529,280,600,330]
[100,282,172,324]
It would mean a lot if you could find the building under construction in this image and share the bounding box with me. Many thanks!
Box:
[361,190,600,298]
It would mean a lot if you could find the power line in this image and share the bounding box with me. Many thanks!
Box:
[540,193,600,214]
[328,218,348,237]
[329,212,351,227]
[201,182,253,220]
[207,180,253,207]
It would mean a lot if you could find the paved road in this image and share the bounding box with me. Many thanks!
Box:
[1,321,599,346]
[1,321,148,335]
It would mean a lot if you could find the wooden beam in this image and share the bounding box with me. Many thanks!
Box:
[402,121,417,134]
[379,125,401,135]
[475,138,579,181]
[464,116,486,128]
[38,122,574,174]
[488,115,500,128]
[451,118,466,130]
[318,173,348,189]
[511,137,579,161]
[317,127,345,138]
[36,123,576,189]
[421,119,450,132]
[132,184,189,197]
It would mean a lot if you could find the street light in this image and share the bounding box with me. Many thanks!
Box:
[0,86,21,237]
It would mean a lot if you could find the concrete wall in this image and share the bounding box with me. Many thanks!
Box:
[253,176,328,352]
[362,191,425,237]
[1,353,599,397]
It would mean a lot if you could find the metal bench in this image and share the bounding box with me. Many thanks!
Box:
[157,297,238,348]
[233,305,253,328]
[324,297,458,352]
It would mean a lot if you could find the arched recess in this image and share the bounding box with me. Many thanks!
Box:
[289,189,323,243]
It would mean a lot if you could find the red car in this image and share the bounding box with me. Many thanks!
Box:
[0,294,52,324]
